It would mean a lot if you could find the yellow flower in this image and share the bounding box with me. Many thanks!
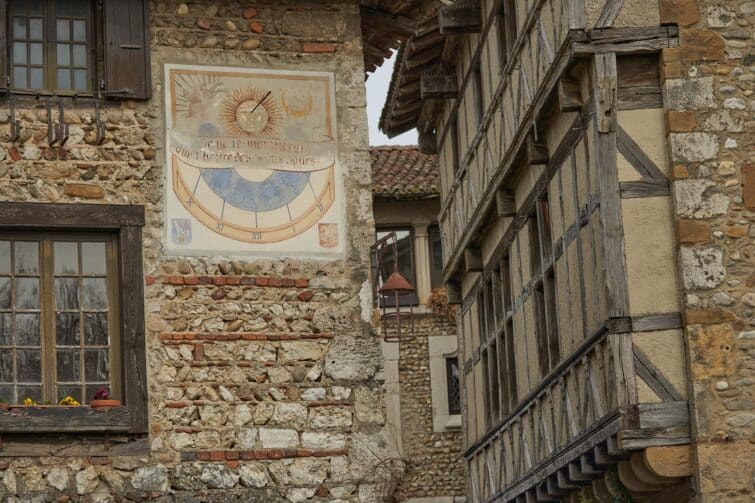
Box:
[23,397,35,406]
[59,396,80,406]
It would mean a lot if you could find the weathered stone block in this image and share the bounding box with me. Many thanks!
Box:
[680,246,726,289]
[674,179,729,218]
[670,133,719,163]
[665,78,715,110]
[131,464,169,492]
[259,428,299,449]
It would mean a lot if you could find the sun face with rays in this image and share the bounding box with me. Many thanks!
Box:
[221,87,282,137]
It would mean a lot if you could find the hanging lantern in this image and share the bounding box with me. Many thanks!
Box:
[371,232,416,343]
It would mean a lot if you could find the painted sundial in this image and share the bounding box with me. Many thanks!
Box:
[165,65,340,255]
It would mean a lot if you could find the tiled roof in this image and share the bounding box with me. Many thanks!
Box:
[371,146,440,199]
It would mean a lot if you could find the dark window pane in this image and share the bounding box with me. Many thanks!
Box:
[28,0,43,15]
[81,243,106,274]
[0,242,10,273]
[13,67,27,88]
[12,42,27,65]
[56,349,80,382]
[15,314,39,346]
[72,20,86,42]
[55,278,79,310]
[29,42,43,65]
[12,17,27,39]
[84,313,107,345]
[29,18,43,39]
[0,385,14,404]
[30,68,44,89]
[84,349,109,381]
[16,278,39,309]
[56,19,70,41]
[56,43,70,65]
[16,349,41,382]
[73,69,87,91]
[17,385,42,403]
[446,357,461,415]
[57,384,81,404]
[72,0,87,17]
[57,68,71,89]
[0,314,12,346]
[429,225,444,289]
[15,242,39,274]
[0,279,11,310]
[56,312,80,345]
[0,351,13,382]
[54,242,79,275]
[13,1,26,15]
[72,44,86,67]
[83,278,107,309]
[55,0,70,15]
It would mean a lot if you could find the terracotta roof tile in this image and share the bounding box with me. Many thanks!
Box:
[371,146,440,199]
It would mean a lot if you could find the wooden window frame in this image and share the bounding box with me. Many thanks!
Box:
[428,224,444,290]
[0,202,146,434]
[374,226,419,307]
[445,355,461,415]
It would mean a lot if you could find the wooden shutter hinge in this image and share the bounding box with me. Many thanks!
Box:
[120,44,143,50]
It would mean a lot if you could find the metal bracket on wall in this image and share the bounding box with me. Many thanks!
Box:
[46,98,69,147]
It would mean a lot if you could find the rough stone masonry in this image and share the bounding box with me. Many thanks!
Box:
[0,1,399,501]
[661,0,755,500]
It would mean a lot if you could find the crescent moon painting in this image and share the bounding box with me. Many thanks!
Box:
[165,64,341,257]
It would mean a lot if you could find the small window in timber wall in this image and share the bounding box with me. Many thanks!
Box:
[530,194,560,375]
[451,118,461,175]
[429,225,444,289]
[446,356,461,415]
[472,63,484,128]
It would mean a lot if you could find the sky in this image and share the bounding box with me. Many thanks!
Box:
[365,51,418,146]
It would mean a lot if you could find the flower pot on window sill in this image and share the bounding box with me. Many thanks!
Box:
[90,399,121,410]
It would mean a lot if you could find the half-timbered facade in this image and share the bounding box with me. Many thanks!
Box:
[380,0,755,501]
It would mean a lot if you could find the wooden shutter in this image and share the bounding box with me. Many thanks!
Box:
[0,0,8,90]
[103,0,151,100]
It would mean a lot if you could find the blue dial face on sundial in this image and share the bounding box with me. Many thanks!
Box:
[167,67,337,244]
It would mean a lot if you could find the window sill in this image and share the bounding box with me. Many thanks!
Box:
[433,413,462,433]
[0,405,131,433]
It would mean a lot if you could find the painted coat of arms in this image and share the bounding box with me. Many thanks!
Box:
[165,64,341,256]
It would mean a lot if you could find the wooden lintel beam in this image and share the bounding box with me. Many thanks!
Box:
[495,188,516,217]
[464,247,482,272]
[438,5,482,34]
[558,77,583,112]
[421,69,457,99]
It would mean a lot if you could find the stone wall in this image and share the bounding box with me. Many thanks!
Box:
[661,0,754,500]
[0,1,396,501]
[393,314,465,501]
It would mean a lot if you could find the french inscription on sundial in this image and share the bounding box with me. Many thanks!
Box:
[165,64,342,256]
